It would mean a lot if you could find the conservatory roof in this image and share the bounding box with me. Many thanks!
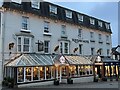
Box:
[5,54,54,67]
[5,54,93,67]
[64,55,93,65]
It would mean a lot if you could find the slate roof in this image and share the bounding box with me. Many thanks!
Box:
[2,0,112,33]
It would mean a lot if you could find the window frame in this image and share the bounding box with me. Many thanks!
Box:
[44,41,50,53]
[90,32,94,39]
[44,21,50,33]
[77,14,83,22]
[59,41,69,54]
[65,10,72,19]
[105,23,110,29]
[79,44,82,55]
[90,18,95,25]
[98,21,103,27]
[22,16,29,30]
[61,25,67,37]
[49,5,57,14]
[78,29,82,39]
[17,36,32,53]
[31,0,40,9]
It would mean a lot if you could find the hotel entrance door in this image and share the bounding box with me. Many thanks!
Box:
[95,65,103,78]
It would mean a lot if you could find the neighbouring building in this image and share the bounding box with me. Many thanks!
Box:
[0,0,118,86]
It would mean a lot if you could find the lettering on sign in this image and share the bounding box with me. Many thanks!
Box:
[72,39,89,43]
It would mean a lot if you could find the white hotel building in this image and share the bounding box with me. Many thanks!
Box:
[0,0,114,86]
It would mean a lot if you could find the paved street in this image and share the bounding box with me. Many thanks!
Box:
[0,80,119,90]
[25,80,119,88]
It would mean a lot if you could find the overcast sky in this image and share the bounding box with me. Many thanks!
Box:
[51,2,118,47]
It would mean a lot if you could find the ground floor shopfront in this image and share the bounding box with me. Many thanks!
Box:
[4,54,94,86]
[94,57,120,79]
[4,54,120,86]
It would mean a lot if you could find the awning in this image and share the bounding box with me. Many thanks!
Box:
[5,54,54,67]
[102,59,119,63]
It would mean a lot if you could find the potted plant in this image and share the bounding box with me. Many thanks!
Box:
[54,78,59,85]
[67,77,73,84]
[2,77,15,88]
[102,77,107,81]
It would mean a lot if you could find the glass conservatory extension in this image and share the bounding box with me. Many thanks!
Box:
[5,54,94,84]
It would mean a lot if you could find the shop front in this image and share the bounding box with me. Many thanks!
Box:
[5,54,94,86]
[94,56,120,79]
[5,54,55,85]
[53,55,94,83]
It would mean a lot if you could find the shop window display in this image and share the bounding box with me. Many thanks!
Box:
[25,67,32,81]
[18,67,24,82]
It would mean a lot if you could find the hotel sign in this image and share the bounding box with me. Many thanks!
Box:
[59,56,65,64]
[72,38,89,43]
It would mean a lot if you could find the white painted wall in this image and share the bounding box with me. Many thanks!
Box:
[0,7,112,85]
[1,10,112,61]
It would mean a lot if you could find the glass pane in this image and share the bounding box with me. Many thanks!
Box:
[64,43,68,53]
[18,45,21,52]
[40,67,45,80]
[18,67,24,82]
[18,37,21,44]
[24,38,29,44]
[33,67,39,80]
[26,67,31,82]
[46,67,51,79]
[23,45,29,51]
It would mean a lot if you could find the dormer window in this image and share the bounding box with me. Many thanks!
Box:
[105,23,110,29]
[31,0,40,9]
[65,10,72,19]
[90,18,95,25]
[49,5,57,14]
[11,0,21,4]
[77,14,83,22]
[98,21,102,27]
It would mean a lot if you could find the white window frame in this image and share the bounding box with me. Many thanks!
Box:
[78,29,82,39]
[11,0,21,4]
[105,23,110,29]
[90,32,94,39]
[79,44,82,55]
[91,48,95,55]
[77,14,83,22]
[98,34,102,41]
[106,35,109,42]
[59,41,69,54]
[61,25,67,37]
[49,5,57,14]
[44,21,50,33]
[98,21,102,27]
[17,36,32,53]
[90,18,95,25]
[21,16,31,32]
[65,10,72,18]
[31,0,40,9]
[44,41,50,53]
[107,49,110,56]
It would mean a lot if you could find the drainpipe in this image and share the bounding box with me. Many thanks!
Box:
[1,8,5,83]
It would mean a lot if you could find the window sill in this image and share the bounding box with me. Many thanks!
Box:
[90,40,95,42]
[43,32,52,36]
[21,29,31,33]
